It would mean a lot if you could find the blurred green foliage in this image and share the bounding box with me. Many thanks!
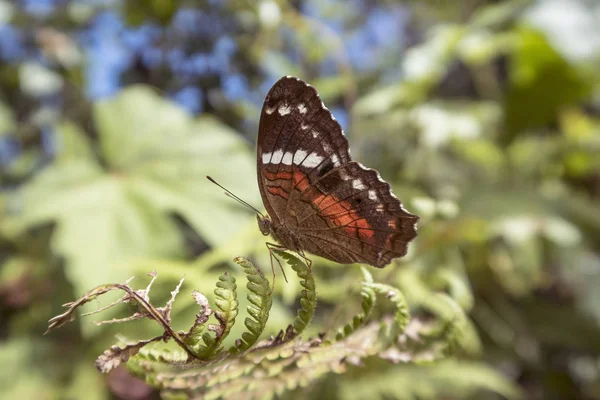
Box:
[1,0,600,399]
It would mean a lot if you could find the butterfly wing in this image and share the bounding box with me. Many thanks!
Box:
[257,76,350,224]
[291,162,419,267]
[257,76,418,267]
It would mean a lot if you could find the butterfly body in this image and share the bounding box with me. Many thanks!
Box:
[257,214,302,254]
[256,76,419,268]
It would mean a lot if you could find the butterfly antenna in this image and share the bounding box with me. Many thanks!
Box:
[206,176,265,218]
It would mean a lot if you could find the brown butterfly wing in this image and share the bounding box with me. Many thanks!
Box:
[257,76,418,267]
[290,162,419,267]
[257,76,350,223]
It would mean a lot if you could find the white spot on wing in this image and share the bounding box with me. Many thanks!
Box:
[281,151,293,165]
[302,153,324,168]
[331,154,340,166]
[301,123,310,130]
[298,104,307,114]
[262,152,272,164]
[311,130,319,138]
[376,204,384,213]
[278,104,291,116]
[357,162,397,197]
[322,142,332,153]
[293,150,307,165]
[265,106,276,115]
[368,190,377,200]
[353,179,366,190]
[271,149,283,164]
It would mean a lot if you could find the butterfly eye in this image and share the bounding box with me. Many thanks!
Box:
[257,215,271,236]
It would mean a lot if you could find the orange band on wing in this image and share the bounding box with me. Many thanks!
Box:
[313,187,375,243]
[293,168,310,191]
[264,170,293,181]
[266,167,376,244]
[267,186,289,199]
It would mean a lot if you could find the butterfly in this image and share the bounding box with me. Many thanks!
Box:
[255,76,419,269]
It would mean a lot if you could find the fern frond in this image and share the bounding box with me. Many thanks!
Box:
[137,347,188,364]
[229,257,272,354]
[330,267,376,342]
[430,293,481,356]
[338,360,523,400]
[45,258,490,399]
[364,282,411,338]
[397,269,481,356]
[430,267,474,312]
[95,335,164,373]
[182,290,213,350]
[275,250,317,337]
[156,322,385,399]
[126,348,188,389]
[194,272,238,358]
[45,274,199,360]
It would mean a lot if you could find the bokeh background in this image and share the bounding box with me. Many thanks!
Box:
[1,0,600,399]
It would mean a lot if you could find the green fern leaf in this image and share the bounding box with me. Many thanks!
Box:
[397,269,481,356]
[229,257,272,353]
[331,267,376,342]
[275,250,317,337]
[364,282,411,337]
[193,272,238,358]
[338,360,523,400]
[432,293,481,356]
[183,291,212,350]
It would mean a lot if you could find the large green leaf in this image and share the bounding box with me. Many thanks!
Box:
[3,86,259,294]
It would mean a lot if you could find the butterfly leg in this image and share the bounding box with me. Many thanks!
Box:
[265,242,289,295]
[297,250,312,272]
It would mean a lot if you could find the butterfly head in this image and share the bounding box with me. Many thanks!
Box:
[257,214,272,236]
